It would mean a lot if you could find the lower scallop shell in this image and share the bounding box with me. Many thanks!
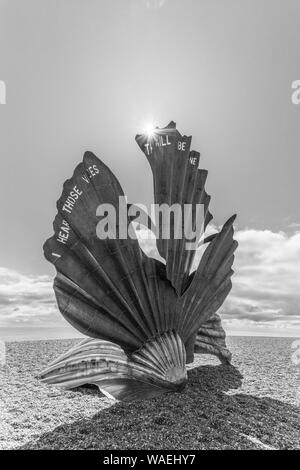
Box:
[39,331,187,402]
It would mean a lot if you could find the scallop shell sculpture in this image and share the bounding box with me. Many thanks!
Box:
[40,122,238,401]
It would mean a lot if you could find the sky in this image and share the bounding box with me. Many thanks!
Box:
[0,0,299,339]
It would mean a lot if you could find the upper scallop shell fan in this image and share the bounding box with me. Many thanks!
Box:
[136,122,213,296]
[40,124,238,402]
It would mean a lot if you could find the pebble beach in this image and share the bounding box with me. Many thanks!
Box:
[0,336,299,450]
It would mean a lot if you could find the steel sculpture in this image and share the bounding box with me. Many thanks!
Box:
[40,122,237,401]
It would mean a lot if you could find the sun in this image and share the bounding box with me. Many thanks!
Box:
[143,123,156,137]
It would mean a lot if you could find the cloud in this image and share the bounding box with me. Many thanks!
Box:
[0,267,60,327]
[219,229,300,335]
[0,226,299,336]
[138,225,300,336]
[287,222,300,229]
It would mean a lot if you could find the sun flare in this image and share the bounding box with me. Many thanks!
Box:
[143,123,156,137]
